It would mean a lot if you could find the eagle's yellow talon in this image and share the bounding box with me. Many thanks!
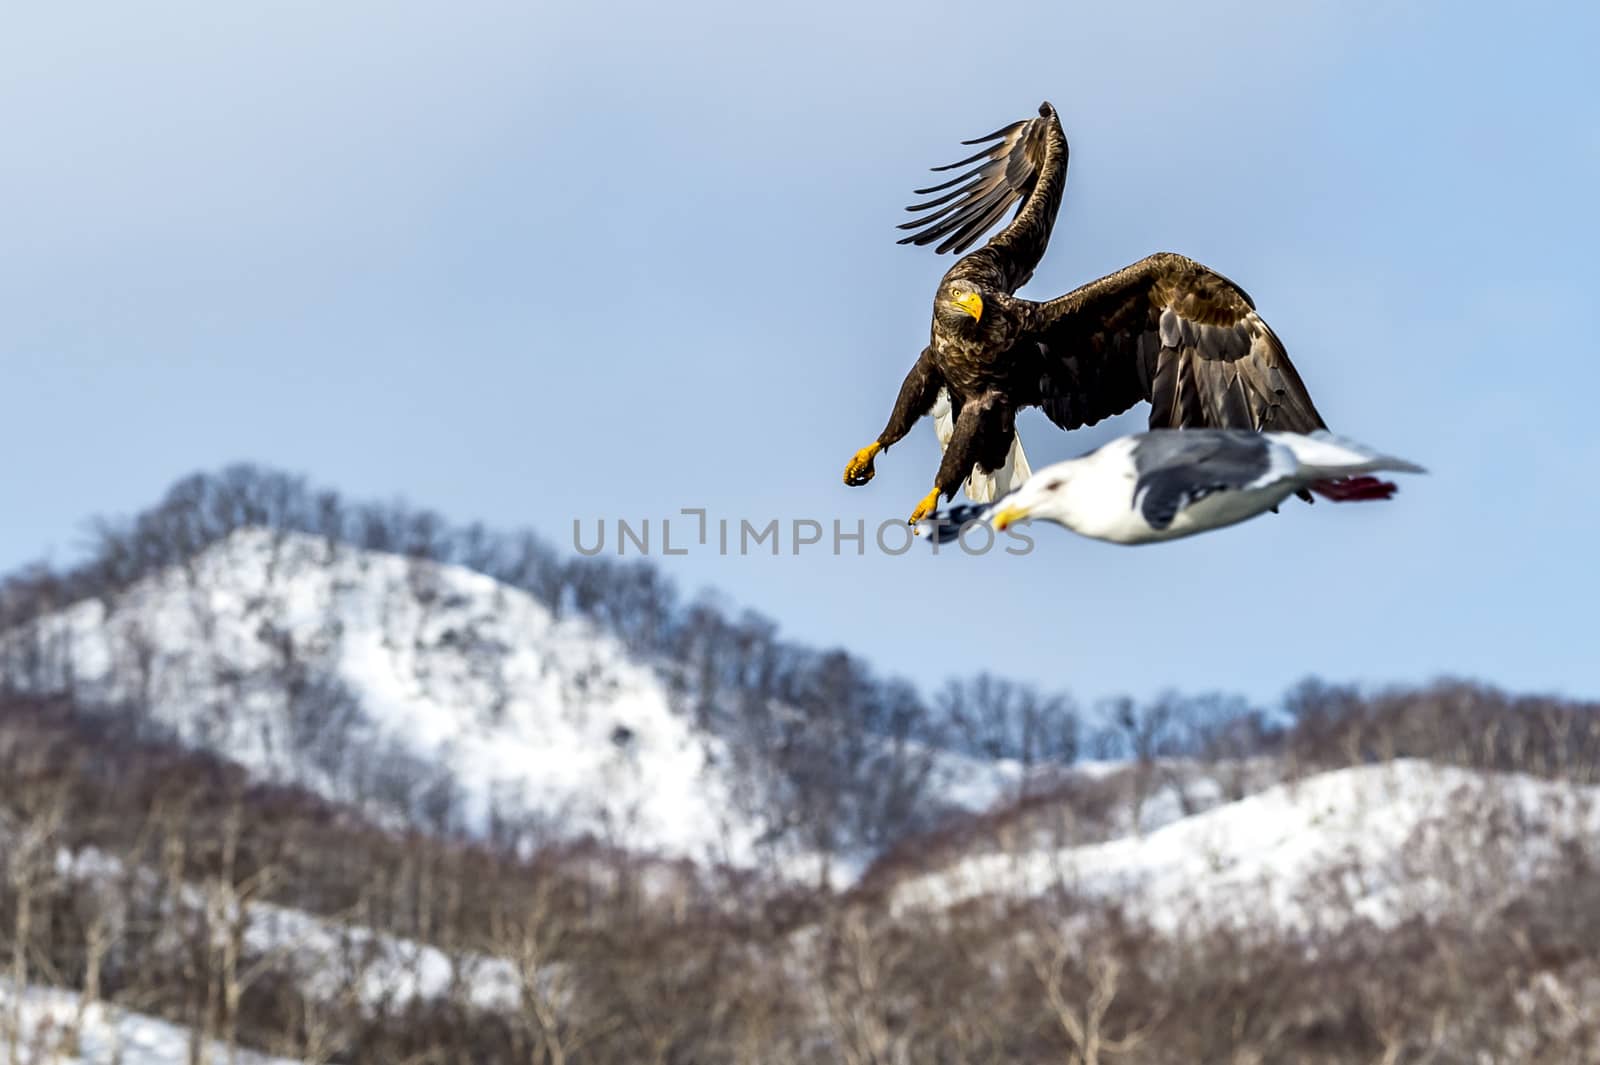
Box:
[907,488,941,525]
[843,442,881,487]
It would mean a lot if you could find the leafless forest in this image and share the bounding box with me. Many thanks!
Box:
[3,466,1599,1063]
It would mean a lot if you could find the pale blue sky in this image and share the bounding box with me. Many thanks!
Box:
[3,1,1597,704]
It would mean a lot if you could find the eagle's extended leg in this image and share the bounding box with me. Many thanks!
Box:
[844,348,942,487]
[908,487,943,526]
[910,395,1007,525]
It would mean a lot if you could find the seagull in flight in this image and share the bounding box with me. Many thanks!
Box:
[927,430,1424,546]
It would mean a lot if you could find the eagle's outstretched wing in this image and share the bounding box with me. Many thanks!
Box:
[896,102,1068,294]
[1020,253,1327,436]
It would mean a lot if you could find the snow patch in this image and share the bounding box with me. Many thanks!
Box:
[0,981,306,1065]
[896,760,1600,932]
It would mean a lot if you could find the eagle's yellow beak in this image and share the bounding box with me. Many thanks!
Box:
[991,504,1029,531]
[952,291,983,322]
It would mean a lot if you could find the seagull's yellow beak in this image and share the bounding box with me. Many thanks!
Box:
[952,291,983,322]
[991,504,1029,531]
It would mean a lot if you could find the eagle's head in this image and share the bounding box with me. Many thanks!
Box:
[935,281,989,333]
[936,281,1026,348]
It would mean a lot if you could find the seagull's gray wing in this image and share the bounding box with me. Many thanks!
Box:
[1129,430,1280,530]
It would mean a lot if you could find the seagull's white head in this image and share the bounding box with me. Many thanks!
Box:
[989,462,1080,532]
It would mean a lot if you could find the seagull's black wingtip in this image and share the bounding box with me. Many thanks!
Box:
[922,505,990,546]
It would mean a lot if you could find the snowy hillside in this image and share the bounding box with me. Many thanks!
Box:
[896,760,1600,931]
[0,981,303,1065]
[3,528,757,862]
[6,514,1600,1062]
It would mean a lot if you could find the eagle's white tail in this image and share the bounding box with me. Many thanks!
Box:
[1275,430,1426,480]
[930,388,1033,504]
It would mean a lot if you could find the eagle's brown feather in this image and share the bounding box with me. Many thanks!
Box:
[1023,252,1327,435]
[898,102,1067,292]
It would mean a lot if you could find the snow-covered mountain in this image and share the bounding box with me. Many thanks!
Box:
[0,527,1014,870]
[9,528,1598,1064]
[3,528,758,862]
[6,511,1597,1063]
[894,760,1600,932]
[7,525,1594,936]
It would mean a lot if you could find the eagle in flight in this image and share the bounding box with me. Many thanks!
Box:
[842,102,1328,524]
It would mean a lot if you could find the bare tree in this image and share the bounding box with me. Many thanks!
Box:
[483,871,588,1065]
[0,756,70,1062]
[815,907,913,1065]
[1021,923,1159,1065]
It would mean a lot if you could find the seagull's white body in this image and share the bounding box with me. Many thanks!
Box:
[936,429,1424,546]
[1046,436,1298,543]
